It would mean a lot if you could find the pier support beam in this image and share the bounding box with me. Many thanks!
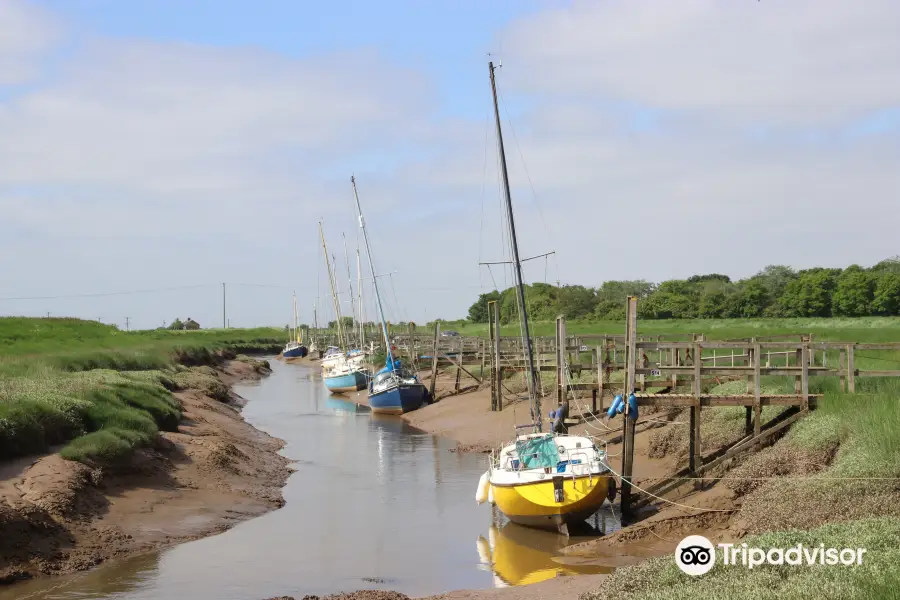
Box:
[556,315,567,407]
[488,300,501,411]
[429,322,440,400]
[620,297,637,518]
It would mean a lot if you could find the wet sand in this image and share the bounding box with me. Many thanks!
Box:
[0,358,291,584]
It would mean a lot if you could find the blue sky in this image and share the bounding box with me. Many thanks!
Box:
[1,0,898,330]
[37,0,560,120]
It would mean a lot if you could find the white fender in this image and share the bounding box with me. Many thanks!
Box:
[476,535,492,566]
[475,471,490,504]
[487,482,495,505]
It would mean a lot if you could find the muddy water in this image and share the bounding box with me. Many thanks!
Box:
[2,360,618,599]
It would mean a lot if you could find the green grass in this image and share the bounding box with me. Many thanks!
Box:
[0,317,286,464]
[451,316,900,340]
[581,517,900,600]
[0,317,286,376]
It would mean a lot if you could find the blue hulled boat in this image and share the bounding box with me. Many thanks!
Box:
[351,175,428,415]
[282,341,308,359]
[324,369,368,393]
[369,359,427,415]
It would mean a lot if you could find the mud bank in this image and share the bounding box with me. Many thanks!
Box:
[260,577,610,600]
[0,358,291,585]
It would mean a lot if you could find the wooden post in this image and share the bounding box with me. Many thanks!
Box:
[690,341,702,475]
[408,322,417,365]
[794,346,802,394]
[671,348,679,390]
[801,343,809,411]
[429,322,440,400]
[454,337,462,394]
[556,315,567,407]
[621,297,638,517]
[487,301,497,410]
[847,344,856,393]
[753,342,761,442]
[480,338,486,386]
[839,348,846,392]
[493,301,502,411]
[596,345,603,403]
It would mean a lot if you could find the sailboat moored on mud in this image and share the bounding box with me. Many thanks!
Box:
[351,176,427,415]
[475,60,615,535]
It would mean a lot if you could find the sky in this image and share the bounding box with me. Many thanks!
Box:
[1,0,899,331]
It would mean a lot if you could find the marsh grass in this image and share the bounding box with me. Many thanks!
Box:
[0,317,285,463]
[581,517,900,600]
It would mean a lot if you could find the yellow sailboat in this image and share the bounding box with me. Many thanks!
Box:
[474,59,614,535]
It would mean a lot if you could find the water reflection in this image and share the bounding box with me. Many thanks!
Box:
[0,360,618,599]
[477,507,619,587]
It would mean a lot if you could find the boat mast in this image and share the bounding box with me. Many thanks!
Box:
[342,233,356,347]
[295,292,302,343]
[319,221,346,350]
[488,60,541,431]
[351,176,394,368]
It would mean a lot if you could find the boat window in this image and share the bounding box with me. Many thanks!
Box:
[373,372,393,386]
[514,435,560,470]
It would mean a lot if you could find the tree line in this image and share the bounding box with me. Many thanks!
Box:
[466,257,900,323]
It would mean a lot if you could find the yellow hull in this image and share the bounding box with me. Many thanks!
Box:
[486,522,613,586]
[492,474,611,531]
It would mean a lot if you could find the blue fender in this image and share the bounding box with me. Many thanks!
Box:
[628,393,639,420]
[607,395,624,418]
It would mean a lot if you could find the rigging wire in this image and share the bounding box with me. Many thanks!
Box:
[478,103,491,290]
[498,90,562,286]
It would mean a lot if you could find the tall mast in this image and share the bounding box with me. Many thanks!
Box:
[319,221,346,350]
[489,60,541,431]
[294,292,302,343]
[342,233,356,346]
[351,175,394,368]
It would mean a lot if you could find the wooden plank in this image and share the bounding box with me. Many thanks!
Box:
[440,350,482,387]
[696,410,804,477]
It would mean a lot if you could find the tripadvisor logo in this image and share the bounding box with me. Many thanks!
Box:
[675,535,867,576]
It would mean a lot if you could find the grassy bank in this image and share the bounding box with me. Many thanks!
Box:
[0,317,285,464]
[583,517,900,600]
[582,370,900,598]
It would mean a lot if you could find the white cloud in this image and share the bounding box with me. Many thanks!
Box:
[0,0,59,85]
[1,0,899,328]
[502,0,900,126]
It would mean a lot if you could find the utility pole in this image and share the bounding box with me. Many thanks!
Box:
[125,317,130,332]
[222,282,227,329]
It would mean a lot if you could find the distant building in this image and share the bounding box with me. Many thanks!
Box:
[183,318,200,330]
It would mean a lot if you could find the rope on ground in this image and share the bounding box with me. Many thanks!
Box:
[605,462,738,514]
